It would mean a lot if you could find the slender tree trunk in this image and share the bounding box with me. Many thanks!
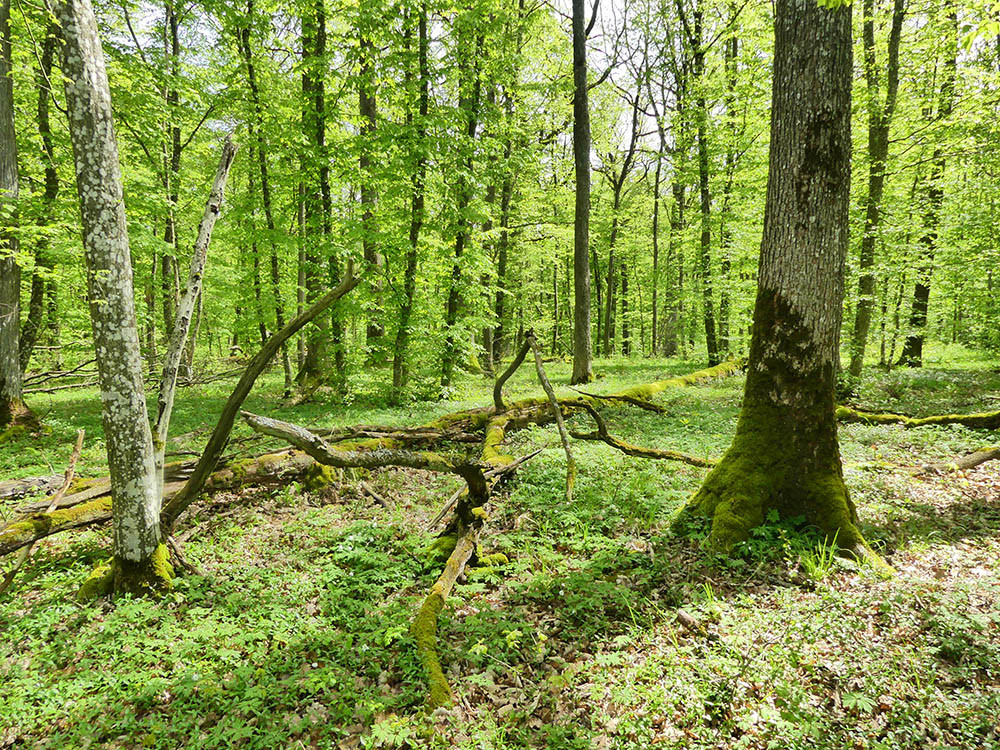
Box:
[440,29,483,388]
[685,0,870,557]
[19,29,59,375]
[238,6,293,394]
[161,0,181,340]
[898,4,956,368]
[55,0,166,592]
[848,0,904,378]
[393,4,428,393]
[570,0,593,383]
[620,257,630,356]
[359,0,384,357]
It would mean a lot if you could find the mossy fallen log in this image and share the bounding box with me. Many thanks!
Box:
[836,406,1000,430]
[920,445,1000,474]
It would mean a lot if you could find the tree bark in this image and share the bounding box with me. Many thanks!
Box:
[684,0,875,561]
[848,0,904,378]
[570,0,593,384]
[0,0,30,428]
[359,0,384,356]
[55,0,167,592]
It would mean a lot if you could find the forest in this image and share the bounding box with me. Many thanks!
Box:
[1,0,999,745]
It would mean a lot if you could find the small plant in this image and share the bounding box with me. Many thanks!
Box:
[799,530,840,581]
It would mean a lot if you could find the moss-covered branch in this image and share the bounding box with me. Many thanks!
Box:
[921,445,1000,474]
[836,406,1000,430]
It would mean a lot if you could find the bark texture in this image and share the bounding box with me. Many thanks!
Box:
[570,0,593,384]
[55,0,165,588]
[683,0,872,559]
[0,0,30,428]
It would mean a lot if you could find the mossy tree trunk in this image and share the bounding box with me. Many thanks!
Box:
[685,0,867,555]
[55,0,170,594]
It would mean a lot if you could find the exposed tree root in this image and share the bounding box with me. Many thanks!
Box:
[836,405,1000,430]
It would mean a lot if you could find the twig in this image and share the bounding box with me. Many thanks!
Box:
[360,481,391,509]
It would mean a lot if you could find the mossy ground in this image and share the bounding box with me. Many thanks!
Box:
[1,345,999,748]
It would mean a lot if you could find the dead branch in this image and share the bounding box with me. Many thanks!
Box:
[493,339,531,412]
[920,445,1000,474]
[570,401,715,467]
[569,387,666,413]
[528,331,576,502]
[160,263,359,530]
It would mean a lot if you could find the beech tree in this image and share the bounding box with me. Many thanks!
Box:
[53,0,167,592]
[681,0,874,557]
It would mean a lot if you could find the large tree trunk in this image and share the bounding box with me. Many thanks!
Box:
[0,0,32,429]
[569,0,593,384]
[847,0,904,378]
[684,0,871,559]
[897,4,956,368]
[54,0,167,593]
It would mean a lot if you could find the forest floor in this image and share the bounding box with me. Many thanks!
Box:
[1,345,999,749]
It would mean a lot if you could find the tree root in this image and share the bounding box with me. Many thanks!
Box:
[837,405,1000,430]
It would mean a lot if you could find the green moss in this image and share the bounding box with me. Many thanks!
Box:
[424,535,458,564]
[112,543,174,599]
[474,552,509,567]
[303,462,340,491]
[409,591,452,708]
[77,560,114,602]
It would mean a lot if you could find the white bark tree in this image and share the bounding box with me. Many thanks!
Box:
[54,0,168,593]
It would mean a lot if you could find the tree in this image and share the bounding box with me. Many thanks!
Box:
[681,0,873,557]
[846,0,904,380]
[897,1,957,368]
[0,0,33,430]
[53,0,167,592]
[570,0,594,384]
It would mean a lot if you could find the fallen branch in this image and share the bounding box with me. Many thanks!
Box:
[569,387,666,413]
[837,406,1000,430]
[920,445,1000,474]
[1,429,85,595]
[570,402,715,467]
[240,411,488,502]
[493,339,531,412]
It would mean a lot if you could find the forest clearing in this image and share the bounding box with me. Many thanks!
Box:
[2,0,1000,745]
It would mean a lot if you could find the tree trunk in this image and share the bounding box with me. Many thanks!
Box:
[848,0,904,378]
[359,0,384,357]
[440,28,483,388]
[897,4,956,368]
[237,4,293,394]
[569,0,593,384]
[393,4,429,393]
[684,0,871,558]
[0,0,31,429]
[55,0,167,593]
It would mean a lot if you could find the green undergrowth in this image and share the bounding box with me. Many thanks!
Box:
[2,347,999,748]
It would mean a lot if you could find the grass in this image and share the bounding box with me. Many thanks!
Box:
[1,344,999,748]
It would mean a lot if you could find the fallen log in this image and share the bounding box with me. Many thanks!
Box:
[836,406,1000,430]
